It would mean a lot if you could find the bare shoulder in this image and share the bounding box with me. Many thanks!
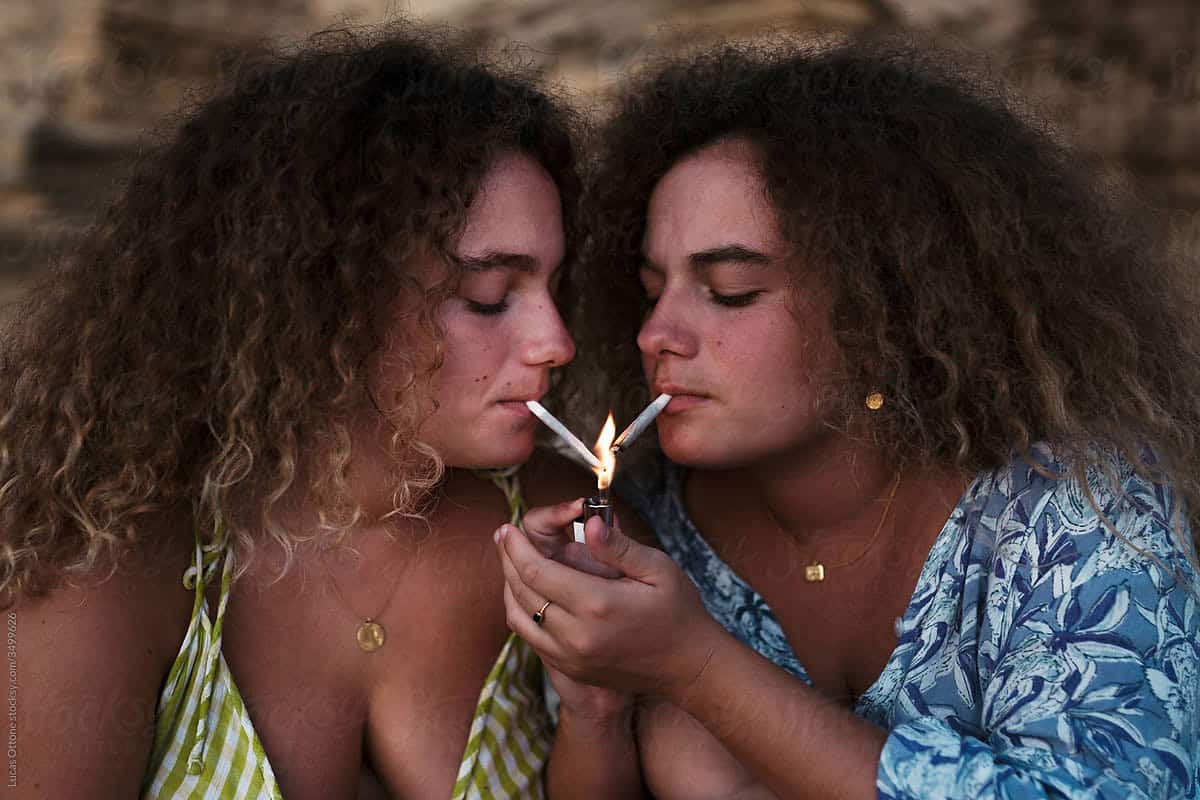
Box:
[9,521,193,798]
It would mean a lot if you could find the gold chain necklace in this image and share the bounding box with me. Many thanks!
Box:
[323,469,511,653]
[326,560,406,653]
[767,470,902,583]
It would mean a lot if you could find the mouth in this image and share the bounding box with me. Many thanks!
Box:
[496,400,535,417]
[495,390,547,418]
[653,383,710,415]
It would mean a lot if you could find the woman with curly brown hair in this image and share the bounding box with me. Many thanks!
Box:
[2,23,598,799]
[497,40,1200,799]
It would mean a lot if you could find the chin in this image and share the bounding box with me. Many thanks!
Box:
[659,421,775,469]
[658,429,730,468]
[466,432,536,470]
[433,414,538,469]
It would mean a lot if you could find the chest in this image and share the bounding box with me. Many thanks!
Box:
[778,583,909,703]
[217,517,512,798]
[702,516,933,705]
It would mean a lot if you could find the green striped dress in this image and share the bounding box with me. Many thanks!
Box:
[142,470,553,798]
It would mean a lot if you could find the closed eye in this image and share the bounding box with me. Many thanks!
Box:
[709,290,763,308]
[466,297,510,315]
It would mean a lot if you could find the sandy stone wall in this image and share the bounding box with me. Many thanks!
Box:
[1,0,1197,305]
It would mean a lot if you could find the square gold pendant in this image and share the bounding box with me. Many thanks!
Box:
[805,563,825,582]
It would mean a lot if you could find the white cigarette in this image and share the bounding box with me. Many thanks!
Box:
[525,401,603,470]
[612,393,672,451]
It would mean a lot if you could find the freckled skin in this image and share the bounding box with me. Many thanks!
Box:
[378,154,575,470]
[638,139,841,470]
[222,154,580,800]
[624,137,959,800]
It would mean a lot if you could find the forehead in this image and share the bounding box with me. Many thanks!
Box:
[457,152,564,264]
[644,139,781,261]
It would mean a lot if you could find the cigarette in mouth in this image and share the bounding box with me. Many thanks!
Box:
[611,393,672,452]
[525,400,603,470]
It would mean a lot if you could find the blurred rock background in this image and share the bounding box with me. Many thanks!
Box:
[2,0,1199,309]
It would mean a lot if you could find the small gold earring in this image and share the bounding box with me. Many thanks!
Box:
[865,391,885,411]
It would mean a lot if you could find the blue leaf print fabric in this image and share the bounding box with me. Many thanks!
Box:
[615,443,1200,798]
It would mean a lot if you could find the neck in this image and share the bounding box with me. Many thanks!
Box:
[344,411,445,525]
[245,413,440,541]
[698,431,898,545]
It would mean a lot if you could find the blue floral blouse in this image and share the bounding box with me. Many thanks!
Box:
[616,443,1200,798]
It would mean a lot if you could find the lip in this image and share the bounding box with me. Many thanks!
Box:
[653,382,706,397]
[497,400,535,418]
[495,389,548,418]
[653,383,710,415]
[663,395,708,414]
[652,383,705,400]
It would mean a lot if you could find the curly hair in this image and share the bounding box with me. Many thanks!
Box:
[574,37,1200,562]
[0,22,582,601]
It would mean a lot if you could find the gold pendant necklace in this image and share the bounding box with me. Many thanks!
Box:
[328,562,404,653]
[355,619,387,652]
[771,470,902,583]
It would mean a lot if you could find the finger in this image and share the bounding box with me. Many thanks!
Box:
[497,523,610,613]
[502,582,564,658]
[558,541,624,579]
[522,499,586,559]
[525,527,566,560]
[522,498,586,538]
[584,516,665,581]
[498,532,555,621]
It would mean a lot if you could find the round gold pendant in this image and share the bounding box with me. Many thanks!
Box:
[356,619,386,652]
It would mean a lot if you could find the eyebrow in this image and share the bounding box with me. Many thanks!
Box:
[690,245,773,269]
[457,252,539,273]
[640,244,774,274]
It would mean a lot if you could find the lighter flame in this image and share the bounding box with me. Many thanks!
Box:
[593,412,617,489]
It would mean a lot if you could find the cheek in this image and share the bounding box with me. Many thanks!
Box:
[437,313,505,386]
[722,322,815,409]
[717,324,774,378]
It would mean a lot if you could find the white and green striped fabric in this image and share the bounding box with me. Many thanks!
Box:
[143,469,553,799]
[451,631,553,798]
[453,469,554,798]
[141,519,283,798]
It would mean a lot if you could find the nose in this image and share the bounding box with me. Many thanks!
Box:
[637,290,699,360]
[520,300,576,368]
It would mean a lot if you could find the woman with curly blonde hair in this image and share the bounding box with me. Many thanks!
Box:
[498,40,1200,799]
[3,23,595,798]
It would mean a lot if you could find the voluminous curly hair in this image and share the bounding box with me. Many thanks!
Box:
[574,37,1200,561]
[0,22,581,601]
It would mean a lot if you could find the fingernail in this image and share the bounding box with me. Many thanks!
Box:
[493,526,506,543]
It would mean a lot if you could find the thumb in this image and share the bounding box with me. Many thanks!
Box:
[583,516,660,581]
